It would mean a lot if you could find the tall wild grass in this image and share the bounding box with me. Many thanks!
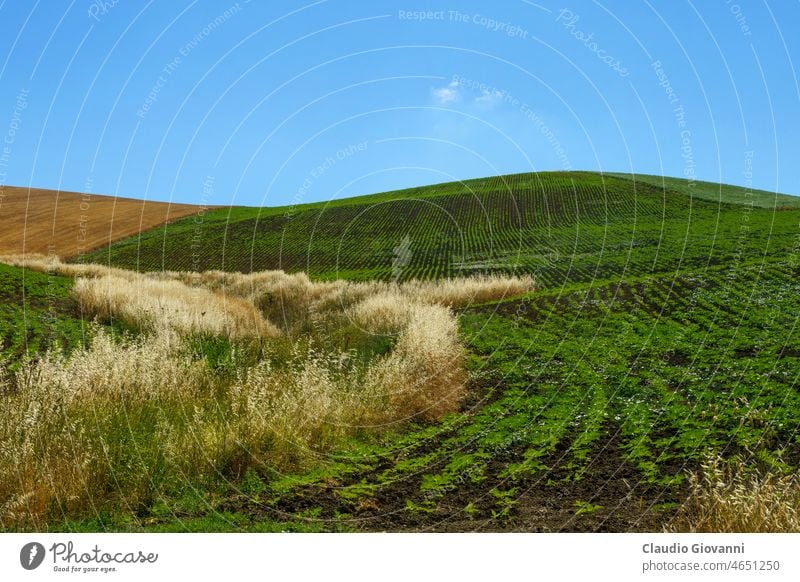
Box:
[0,255,533,527]
[668,456,800,532]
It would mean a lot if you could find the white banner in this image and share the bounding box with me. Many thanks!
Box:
[1,533,798,581]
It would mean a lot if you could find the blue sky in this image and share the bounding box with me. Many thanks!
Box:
[0,0,797,206]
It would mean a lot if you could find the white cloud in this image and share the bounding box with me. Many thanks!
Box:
[431,80,460,105]
[475,88,504,107]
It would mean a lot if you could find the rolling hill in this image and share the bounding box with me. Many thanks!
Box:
[0,185,206,258]
[2,171,799,532]
[84,171,798,289]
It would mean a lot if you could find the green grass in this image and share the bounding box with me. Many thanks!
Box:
[0,263,142,371]
[83,171,800,291]
[248,257,800,530]
[0,263,87,369]
[609,172,800,209]
[6,170,800,531]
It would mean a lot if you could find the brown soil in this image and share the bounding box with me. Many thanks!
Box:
[232,428,677,533]
[222,374,680,533]
[0,185,209,258]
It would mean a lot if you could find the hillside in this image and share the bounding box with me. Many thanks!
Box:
[609,173,800,209]
[3,171,800,533]
[0,185,205,258]
[84,171,799,289]
[0,262,86,368]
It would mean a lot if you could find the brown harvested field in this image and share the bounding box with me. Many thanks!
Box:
[0,185,207,258]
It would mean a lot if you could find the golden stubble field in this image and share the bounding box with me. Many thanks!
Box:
[0,185,205,258]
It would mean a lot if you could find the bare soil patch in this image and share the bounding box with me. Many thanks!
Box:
[0,185,207,258]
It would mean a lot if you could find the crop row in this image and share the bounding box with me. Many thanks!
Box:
[263,255,800,529]
[83,173,721,286]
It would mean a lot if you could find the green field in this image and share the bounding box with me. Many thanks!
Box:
[83,172,799,289]
[608,173,800,209]
[5,171,800,531]
[0,263,87,369]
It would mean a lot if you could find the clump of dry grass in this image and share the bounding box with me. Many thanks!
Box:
[0,329,210,526]
[223,350,374,469]
[0,256,532,527]
[217,300,466,460]
[668,456,800,532]
[365,302,466,421]
[0,305,464,525]
[0,328,360,525]
[394,274,535,307]
[0,253,140,280]
[73,274,281,339]
[350,292,414,333]
[205,271,534,331]
[347,275,534,335]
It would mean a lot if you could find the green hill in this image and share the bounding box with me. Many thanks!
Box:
[7,171,800,532]
[609,172,800,209]
[82,171,799,290]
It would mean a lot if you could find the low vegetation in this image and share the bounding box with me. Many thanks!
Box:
[0,257,532,528]
[669,456,800,533]
[2,170,799,532]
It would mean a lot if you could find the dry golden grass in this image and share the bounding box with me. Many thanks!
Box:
[0,252,150,280]
[1,255,532,338]
[668,456,800,532]
[350,292,413,333]
[364,302,466,422]
[394,274,535,307]
[1,254,281,339]
[0,329,209,526]
[0,186,206,258]
[0,258,532,526]
[0,310,464,524]
[158,270,535,330]
[73,274,281,339]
